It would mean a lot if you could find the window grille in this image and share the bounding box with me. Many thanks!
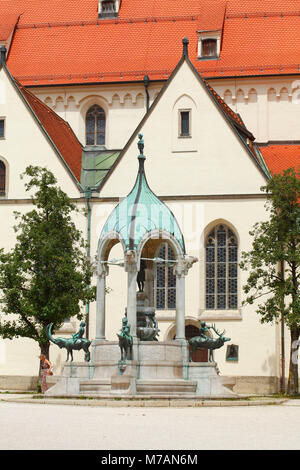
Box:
[156,243,176,309]
[205,224,238,310]
[86,105,106,146]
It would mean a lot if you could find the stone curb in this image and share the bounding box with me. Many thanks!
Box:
[0,395,287,407]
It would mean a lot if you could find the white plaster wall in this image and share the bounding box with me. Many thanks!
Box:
[210,75,300,143]
[31,75,300,147]
[0,69,80,200]
[100,61,267,198]
[32,83,161,149]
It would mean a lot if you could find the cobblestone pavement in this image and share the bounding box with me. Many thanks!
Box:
[0,399,299,450]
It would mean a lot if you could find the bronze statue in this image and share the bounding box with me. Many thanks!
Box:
[189,323,231,362]
[72,321,86,344]
[137,259,147,292]
[46,322,91,362]
[117,314,133,361]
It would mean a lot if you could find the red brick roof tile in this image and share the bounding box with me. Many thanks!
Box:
[2,0,300,85]
[259,143,300,175]
[14,78,83,181]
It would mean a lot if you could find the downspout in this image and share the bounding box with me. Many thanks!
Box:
[143,75,150,113]
[85,187,92,340]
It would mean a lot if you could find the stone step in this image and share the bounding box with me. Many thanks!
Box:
[80,379,111,393]
[136,379,197,395]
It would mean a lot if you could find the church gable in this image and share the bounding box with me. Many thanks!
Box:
[100,42,268,199]
[0,57,82,199]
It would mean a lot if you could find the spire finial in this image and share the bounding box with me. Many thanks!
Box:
[182,37,189,57]
[138,133,145,160]
[0,45,7,65]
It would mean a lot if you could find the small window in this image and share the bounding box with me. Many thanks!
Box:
[86,105,106,146]
[0,119,5,138]
[226,344,239,362]
[201,39,217,58]
[102,1,115,13]
[99,0,118,18]
[179,110,191,137]
[0,161,6,195]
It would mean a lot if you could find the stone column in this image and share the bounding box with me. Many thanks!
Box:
[95,263,109,340]
[174,256,198,341]
[125,250,138,339]
[175,265,186,340]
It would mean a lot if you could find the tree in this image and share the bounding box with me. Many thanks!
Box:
[0,166,96,367]
[240,167,300,395]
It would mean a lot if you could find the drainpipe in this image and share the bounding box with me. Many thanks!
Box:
[85,187,92,339]
[143,75,150,113]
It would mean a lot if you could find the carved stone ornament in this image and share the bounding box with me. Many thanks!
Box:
[124,250,138,271]
[174,255,198,277]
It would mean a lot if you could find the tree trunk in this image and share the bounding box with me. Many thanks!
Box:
[38,341,50,378]
[287,327,300,396]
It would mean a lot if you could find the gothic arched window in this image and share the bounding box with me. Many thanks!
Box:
[85,105,106,146]
[0,161,6,195]
[156,243,176,309]
[206,224,238,310]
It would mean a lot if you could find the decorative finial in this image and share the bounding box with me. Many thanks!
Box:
[182,37,189,57]
[0,45,7,65]
[138,133,145,160]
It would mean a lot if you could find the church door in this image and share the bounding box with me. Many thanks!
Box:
[185,325,208,362]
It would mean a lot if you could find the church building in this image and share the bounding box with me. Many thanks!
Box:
[0,0,299,394]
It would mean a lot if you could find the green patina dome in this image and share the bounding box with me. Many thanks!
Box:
[99,134,185,254]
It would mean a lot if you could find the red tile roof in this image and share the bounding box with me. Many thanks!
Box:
[259,143,300,175]
[12,76,83,182]
[2,0,300,85]
[0,13,20,42]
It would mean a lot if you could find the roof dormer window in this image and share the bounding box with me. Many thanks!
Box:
[197,31,221,60]
[98,0,121,18]
[202,39,217,57]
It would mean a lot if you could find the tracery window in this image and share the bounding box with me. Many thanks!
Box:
[85,105,106,146]
[0,161,6,195]
[156,243,176,309]
[205,224,238,310]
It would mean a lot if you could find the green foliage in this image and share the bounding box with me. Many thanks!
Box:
[240,167,300,394]
[0,166,96,351]
[240,167,300,329]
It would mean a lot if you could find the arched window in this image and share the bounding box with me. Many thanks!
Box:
[0,161,6,195]
[156,243,176,309]
[85,105,106,146]
[206,224,238,310]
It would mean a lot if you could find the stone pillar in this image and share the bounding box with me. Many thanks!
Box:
[174,256,198,341]
[126,266,137,338]
[95,263,109,340]
[125,250,138,338]
[175,266,186,340]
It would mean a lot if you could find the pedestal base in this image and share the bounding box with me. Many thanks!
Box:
[45,341,237,398]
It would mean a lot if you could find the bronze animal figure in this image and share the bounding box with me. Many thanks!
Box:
[46,323,91,362]
[189,326,230,362]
